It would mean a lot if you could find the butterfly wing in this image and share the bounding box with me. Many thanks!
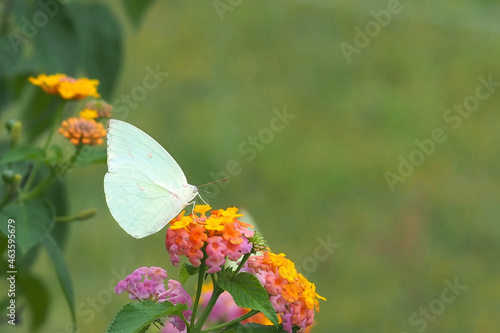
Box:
[104,119,197,238]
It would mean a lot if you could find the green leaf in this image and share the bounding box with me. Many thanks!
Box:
[30,2,80,74]
[74,147,107,167]
[17,270,51,330]
[71,3,123,98]
[46,175,70,251]
[180,263,199,284]
[41,234,75,324]
[0,146,46,164]
[0,33,25,110]
[121,0,155,28]
[217,272,279,327]
[106,300,188,333]
[0,198,55,255]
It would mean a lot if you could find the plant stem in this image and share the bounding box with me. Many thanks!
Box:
[0,188,13,210]
[23,100,66,195]
[179,312,190,331]
[191,251,208,327]
[22,143,81,201]
[193,282,223,332]
[234,253,251,274]
[55,208,97,223]
[22,171,55,201]
[200,310,259,333]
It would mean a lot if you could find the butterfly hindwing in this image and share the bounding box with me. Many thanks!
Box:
[104,119,197,238]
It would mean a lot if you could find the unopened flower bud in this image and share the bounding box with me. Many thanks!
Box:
[2,170,15,183]
[5,120,22,144]
[75,208,97,221]
[249,232,268,253]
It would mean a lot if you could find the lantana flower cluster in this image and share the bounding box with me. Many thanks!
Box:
[115,266,192,332]
[29,73,100,100]
[59,99,112,146]
[58,117,107,146]
[166,205,254,273]
[29,74,111,147]
[244,251,327,333]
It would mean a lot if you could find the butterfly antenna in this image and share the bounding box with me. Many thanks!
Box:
[195,177,228,206]
[198,188,212,195]
[198,177,229,188]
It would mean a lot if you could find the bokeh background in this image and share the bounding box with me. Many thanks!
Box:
[2,0,500,332]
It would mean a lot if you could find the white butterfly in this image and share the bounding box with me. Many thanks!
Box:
[104,119,198,238]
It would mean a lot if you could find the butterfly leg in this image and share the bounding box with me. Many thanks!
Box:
[197,193,209,206]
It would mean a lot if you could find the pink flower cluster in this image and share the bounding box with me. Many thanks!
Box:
[244,252,326,333]
[165,206,254,273]
[115,266,168,301]
[115,266,192,332]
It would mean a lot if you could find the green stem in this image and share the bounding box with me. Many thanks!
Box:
[0,188,13,210]
[178,312,190,332]
[21,171,56,201]
[0,175,22,210]
[55,208,97,223]
[191,251,208,327]
[234,253,251,275]
[23,100,66,194]
[193,281,223,332]
[22,143,81,201]
[200,310,259,333]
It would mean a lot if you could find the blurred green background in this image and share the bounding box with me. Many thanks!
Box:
[2,0,500,332]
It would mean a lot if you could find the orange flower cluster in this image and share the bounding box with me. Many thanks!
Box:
[58,117,106,146]
[245,251,326,332]
[29,73,100,100]
[166,205,254,273]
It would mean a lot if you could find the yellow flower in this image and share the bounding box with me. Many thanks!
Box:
[170,216,193,230]
[58,117,106,146]
[298,274,326,311]
[205,216,224,231]
[194,205,212,216]
[221,207,243,219]
[29,73,66,94]
[278,261,298,283]
[29,74,100,100]
[79,109,99,120]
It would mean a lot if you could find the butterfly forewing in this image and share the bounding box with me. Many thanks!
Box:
[104,119,197,238]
